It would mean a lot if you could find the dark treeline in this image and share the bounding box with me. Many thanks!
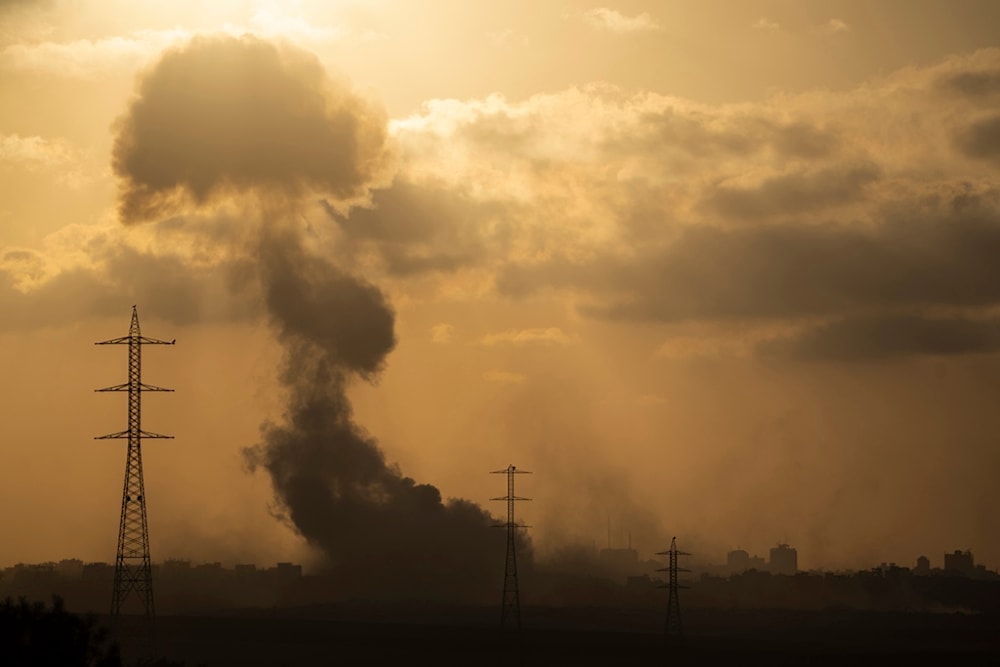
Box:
[0,596,120,667]
[3,559,999,617]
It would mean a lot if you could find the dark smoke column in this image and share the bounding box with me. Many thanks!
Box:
[112,34,508,602]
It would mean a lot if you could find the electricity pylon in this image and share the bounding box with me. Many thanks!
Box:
[491,464,531,632]
[95,306,174,635]
[656,536,690,639]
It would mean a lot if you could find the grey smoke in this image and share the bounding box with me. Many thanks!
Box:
[112,34,392,223]
[113,34,514,600]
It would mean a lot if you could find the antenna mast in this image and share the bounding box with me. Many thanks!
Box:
[95,306,174,640]
[491,464,531,633]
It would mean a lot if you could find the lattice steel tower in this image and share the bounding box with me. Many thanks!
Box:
[95,306,174,622]
[491,464,531,632]
[656,536,690,639]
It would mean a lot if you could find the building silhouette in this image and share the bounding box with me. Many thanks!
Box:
[768,543,797,575]
[944,550,975,577]
[726,548,767,575]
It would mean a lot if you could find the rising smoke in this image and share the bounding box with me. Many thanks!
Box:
[112,34,514,601]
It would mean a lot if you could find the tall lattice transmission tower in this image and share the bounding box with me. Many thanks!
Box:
[95,306,174,627]
[491,464,531,632]
[656,536,690,639]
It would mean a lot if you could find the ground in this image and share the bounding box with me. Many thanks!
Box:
[108,604,1000,666]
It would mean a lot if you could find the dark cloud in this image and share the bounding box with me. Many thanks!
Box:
[0,266,119,330]
[770,121,840,160]
[759,314,1000,361]
[104,245,253,325]
[0,244,251,331]
[613,111,839,164]
[702,162,880,220]
[1,248,38,262]
[112,34,392,223]
[630,108,759,158]
[955,114,1000,165]
[499,195,1000,323]
[329,180,469,244]
[939,69,1000,98]
[323,178,505,276]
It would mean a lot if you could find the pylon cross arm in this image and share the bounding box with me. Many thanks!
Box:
[141,383,174,392]
[139,430,174,439]
[95,430,129,440]
[136,336,175,345]
[95,337,131,345]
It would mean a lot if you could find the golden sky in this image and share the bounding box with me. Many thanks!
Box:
[2,0,1000,575]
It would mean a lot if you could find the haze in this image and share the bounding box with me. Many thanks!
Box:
[2,0,999,578]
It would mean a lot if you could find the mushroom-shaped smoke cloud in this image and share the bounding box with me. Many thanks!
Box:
[113,34,512,601]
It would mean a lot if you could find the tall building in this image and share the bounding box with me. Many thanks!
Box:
[768,543,797,575]
[727,549,749,571]
[944,550,974,576]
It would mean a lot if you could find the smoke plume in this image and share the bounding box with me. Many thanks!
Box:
[113,34,391,223]
[113,34,512,601]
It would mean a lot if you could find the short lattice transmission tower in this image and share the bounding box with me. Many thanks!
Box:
[491,464,531,632]
[95,306,174,626]
[656,536,691,639]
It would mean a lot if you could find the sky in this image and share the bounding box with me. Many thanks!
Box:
[2,0,1000,579]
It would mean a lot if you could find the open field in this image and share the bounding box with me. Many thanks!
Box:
[110,604,1000,666]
